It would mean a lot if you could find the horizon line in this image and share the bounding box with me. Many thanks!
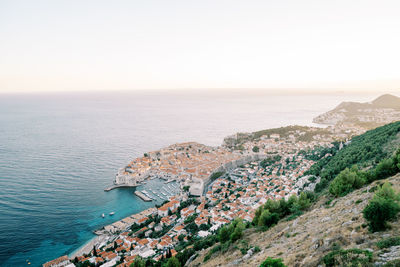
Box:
[1,87,399,95]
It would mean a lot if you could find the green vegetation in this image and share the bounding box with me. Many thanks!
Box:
[328,148,400,197]
[130,257,146,267]
[253,146,260,152]
[210,171,225,180]
[260,156,282,168]
[253,192,314,228]
[253,125,322,140]
[377,236,400,249]
[306,121,400,192]
[363,182,400,232]
[219,218,245,243]
[322,248,373,267]
[329,166,367,197]
[166,257,181,267]
[259,257,287,267]
[299,145,338,161]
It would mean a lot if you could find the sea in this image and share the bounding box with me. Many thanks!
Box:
[0,89,382,266]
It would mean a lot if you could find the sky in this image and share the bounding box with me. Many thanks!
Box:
[1,0,400,93]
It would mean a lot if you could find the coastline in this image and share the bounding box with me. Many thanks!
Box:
[69,235,98,259]
[69,234,109,259]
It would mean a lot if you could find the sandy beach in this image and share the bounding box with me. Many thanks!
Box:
[70,235,108,258]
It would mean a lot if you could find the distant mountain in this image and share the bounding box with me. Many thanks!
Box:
[372,94,400,109]
[313,94,400,127]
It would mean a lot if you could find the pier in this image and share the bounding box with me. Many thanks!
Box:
[104,184,137,192]
[134,191,152,202]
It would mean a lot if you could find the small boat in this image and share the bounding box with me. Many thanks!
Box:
[109,212,115,216]
[102,213,105,218]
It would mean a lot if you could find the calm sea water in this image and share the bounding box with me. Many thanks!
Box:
[0,89,380,266]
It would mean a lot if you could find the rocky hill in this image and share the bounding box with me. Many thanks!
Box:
[313,94,400,127]
[189,174,400,267]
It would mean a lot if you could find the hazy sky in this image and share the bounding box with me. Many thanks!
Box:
[1,0,400,93]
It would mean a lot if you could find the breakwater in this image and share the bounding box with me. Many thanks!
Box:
[134,191,152,202]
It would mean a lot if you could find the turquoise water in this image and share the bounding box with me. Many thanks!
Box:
[0,90,378,266]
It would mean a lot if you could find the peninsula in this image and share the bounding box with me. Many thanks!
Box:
[313,93,400,129]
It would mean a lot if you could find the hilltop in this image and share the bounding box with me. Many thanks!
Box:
[313,94,400,128]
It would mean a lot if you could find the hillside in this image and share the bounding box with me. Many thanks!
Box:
[190,174,400,267]
[313,94,400,127]
[188,122,400,267]
[373,94,400,109]
[307,121,400,191]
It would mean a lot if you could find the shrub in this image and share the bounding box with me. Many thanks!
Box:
[322,248,373,267]
[219,225,231,243]
[298,191,312,210]
[230,220,245,242]
[130,257,146,267]
[377,236,400,249]
[259,257,287,267]
[258,210,279,228]
[383,259,400,267]
[166,257,181,267]
[373,158,398,181]
[329,166,367,197]
[254,193,314,227]
[363,182,400,232]
[203,244,222,262]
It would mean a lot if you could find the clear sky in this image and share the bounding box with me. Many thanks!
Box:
[1,0,400,93]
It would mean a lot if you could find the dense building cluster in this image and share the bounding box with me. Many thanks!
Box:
[43,127,348,267]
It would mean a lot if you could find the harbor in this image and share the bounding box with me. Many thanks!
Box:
[134,191,152,202]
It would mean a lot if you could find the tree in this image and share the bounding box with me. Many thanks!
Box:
[92,246,97,256]
[130,256,146,267]
[258,209,279,228]
[183,185,190,192]
[260,257,287,267]
[199,223,210,231]
[298,192,311,210]
[230,226,243,242]
[363,182,400,232]
[373,158,398,181]
[166,248,172,258]
[375,182,400,201]
[329,166,366,197]
[178,234,184,242]
[219,225,230,243]
[252,146,260,153]
[166,257,181,267]
[230,219,245,242]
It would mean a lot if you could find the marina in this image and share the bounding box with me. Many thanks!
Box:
[134,191,152,202]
